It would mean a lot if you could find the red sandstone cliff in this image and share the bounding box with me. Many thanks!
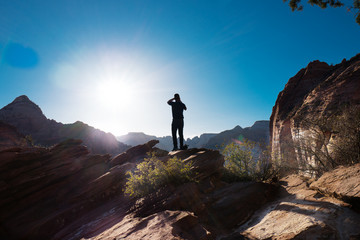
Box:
[270,54,360,170]
[1,139,359,239]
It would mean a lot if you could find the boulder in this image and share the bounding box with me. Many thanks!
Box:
[310,163,360,210]
[110,139,161,166]
[170,148,225,184]
[230,174,360,240]
[203,182,277,233]
[85,210,211,240]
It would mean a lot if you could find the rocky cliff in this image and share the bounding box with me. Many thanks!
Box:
[0,95,129,155]
[1,139,359,239]
[270,54,360,170]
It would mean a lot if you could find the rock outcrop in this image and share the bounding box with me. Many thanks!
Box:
[224,174,360,239]
[310,163,360,211]
[0,140,278,239]
[0,139,129,239]
[110,139,165,166]
[85,210,211,240]
[1,138,359,239]
[270,54,360,169]
[0,95,129,155]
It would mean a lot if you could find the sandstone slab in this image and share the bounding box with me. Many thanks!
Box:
[83,210,211,240]
[224,174,360,240]
[310,163,360,209]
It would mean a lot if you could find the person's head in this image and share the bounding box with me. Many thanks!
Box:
[174,93,180,101]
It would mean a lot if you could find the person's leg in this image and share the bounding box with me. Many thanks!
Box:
[179,119,184,149]
[171,120,178,150]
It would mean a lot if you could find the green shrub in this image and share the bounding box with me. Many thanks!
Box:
[124,153,196,198]
[221,140,274,182]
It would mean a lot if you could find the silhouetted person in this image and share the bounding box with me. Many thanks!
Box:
[167,93,187,151]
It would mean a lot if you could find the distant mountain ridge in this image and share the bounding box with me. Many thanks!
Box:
[205,120,270,149]
[0,95,129,155]
[118,120,270,151]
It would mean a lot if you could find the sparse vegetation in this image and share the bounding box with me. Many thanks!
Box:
[283,0,360,25]
[221,140,275,182]
[124,152,196,198]
[24,135,34,146]
[292,106,360,177]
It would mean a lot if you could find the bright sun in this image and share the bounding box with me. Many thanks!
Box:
[95,79,135,109]
[51,45,170,135]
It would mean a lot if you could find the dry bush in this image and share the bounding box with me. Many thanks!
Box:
[292,106,360,176]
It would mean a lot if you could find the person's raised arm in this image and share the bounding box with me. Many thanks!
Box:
[167,98,175,105]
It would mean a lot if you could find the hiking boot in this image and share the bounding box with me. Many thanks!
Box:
[180,145,188,150]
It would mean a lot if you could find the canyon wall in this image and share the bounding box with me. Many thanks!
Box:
[270,54,360,171]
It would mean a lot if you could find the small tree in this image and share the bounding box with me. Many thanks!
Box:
[25,135,34,146]
[221,140,274,182]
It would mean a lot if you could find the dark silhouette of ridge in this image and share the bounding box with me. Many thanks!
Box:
[0,95,130,155]
[118,120,270,151]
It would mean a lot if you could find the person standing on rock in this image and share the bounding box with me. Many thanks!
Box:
[167,93,187,151]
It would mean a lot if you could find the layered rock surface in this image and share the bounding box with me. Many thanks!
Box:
[270,54,360,168]
[310,163,360,210]
[0,139,129,239]
[1,138,359,239]
[223,173,360,239]
[0,140,277,239]
[0,95,129,155]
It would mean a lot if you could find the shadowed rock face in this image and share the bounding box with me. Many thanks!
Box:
[0,121,30,150]
[270,54,360,169]
[0,140,277,239]
[0,139,129,239]
[0,96,129,155]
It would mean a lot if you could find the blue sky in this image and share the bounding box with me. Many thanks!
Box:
[0,0,359,137]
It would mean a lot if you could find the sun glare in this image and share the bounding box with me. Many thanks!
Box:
[96,79,135,109]
[51,44,177,136]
